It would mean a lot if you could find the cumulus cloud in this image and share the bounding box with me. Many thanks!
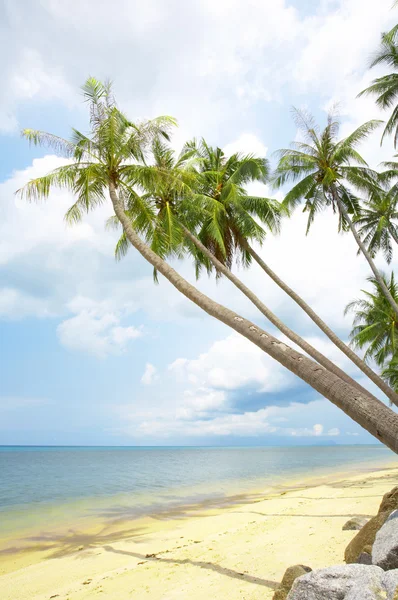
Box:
[141,363,158,385]
[169,334,295,393]
[57,297,142,358]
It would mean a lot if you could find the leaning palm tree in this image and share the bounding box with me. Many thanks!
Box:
[359,23,398,146]
[274,109,398,320]
[110,138,371,395]
[188,133,398,405]
[354,184,398,263]
[17,78,398,453]
[345,273,398,367]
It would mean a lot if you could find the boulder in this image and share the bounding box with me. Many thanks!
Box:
[382,569,398,599]
[372,510,398,571]
[287,564,384,600]
[379,487,398,515]
[345,512,390,563]
[343,517,369,531]
[273,565,312,600]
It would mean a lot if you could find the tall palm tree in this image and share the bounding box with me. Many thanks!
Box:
[17,78,398,453]
[359,23,398,146]
[187,133,398,405]
[273,109,398,319]
[110,138,371,395]
[345,273,398,367]
[354,184,398,263]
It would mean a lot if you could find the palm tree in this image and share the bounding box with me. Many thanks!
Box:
[382,356,398,392]
[354,184,398,263]
[187,133,398,405]
[17,78,398,453]
[345,273,398,367]
[110,138,372,395]
[274,109,398,319]
[359,23,398,146]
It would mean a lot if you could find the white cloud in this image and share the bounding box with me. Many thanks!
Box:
[223,133,268,158]
[57,298,142,358]
[169,333,295,393]
[328,427,340,436]
[141,363,158,385]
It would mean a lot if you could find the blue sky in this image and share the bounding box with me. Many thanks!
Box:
[1,0,397,446]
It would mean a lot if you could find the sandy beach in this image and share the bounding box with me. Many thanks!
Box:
[1,463,398,600]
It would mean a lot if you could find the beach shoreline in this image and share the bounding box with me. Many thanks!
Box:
[1,459,398,599]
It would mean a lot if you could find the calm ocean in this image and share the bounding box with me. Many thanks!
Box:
[0,445,395,542]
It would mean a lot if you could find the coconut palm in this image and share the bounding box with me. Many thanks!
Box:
[382,356,398,392]
[354,184,398,263]
[187,133,398,405]
[17,77,398,452]
[345,273,398,367]
[110,138,370,394]
[273,109,398,320]
[359,24,398,146]
[183,138,281,274]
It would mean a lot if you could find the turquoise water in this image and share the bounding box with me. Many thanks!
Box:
[0,445,396,543]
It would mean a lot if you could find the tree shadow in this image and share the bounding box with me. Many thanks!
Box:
[103,544,279,590]
[0,524,147,560]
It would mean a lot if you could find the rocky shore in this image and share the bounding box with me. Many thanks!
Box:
[275,485,398,599]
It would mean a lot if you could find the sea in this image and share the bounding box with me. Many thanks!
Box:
[0,445,396,550]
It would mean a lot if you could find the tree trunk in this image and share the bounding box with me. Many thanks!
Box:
[180,224,372,398]
[109,182,398,454]
[334,191,398,319]
[244,240,398,407]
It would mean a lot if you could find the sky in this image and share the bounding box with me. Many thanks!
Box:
[1,0,398,447]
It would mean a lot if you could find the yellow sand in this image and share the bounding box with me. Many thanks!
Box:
[1,464,398,600]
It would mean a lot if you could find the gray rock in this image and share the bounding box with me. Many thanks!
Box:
[372,510,398,570]
[382,569,398,599]
[343,517,370,531]
[357,552,373,565]
[287,564,384,600]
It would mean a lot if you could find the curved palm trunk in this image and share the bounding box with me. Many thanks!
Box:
[109,182,398,453]
[244,240,398,407]
[334,192,398,319]
[181,224,372,398]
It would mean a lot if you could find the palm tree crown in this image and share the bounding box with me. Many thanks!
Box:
[359,24,398,146]
[345,273,398,367]
[354,183,398,263]
[186,138,281,273]
[18,78,176,226]
[274,109,381,232]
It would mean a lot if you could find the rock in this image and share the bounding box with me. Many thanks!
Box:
[382,569,398,599]
[343,517,369,531]
[345,512,390,564]
[273,565,312,600]
[287,564,384,600]
[357,552,373,565]
[379,487,398,515]
[372,510,398,570]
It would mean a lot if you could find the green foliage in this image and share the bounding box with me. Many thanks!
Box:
[18,78,178,269]
[354,182,398,263]
[345,273,398,366]
[274,109,381,233]
[359,22,398,146]
[184,138,281,275]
